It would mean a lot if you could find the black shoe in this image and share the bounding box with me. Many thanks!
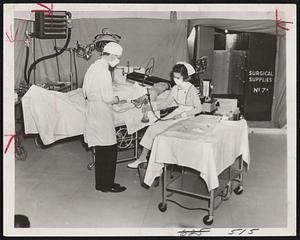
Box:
[98,183,126,193]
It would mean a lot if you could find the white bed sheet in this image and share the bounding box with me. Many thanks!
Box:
[22,83,168,145]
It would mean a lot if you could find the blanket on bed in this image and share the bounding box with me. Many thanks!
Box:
[22,84,161,145]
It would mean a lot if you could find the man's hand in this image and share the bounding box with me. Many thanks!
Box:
[142,103,151,112]
[172,114,182,120]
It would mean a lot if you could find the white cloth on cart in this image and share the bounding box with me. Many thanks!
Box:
[144,115,250,191]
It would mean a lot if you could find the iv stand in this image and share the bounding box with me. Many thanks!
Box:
[54,46,79,90]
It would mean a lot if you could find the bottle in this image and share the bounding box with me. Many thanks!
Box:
[229,111,233,120]
[141,105,150,123]
[232,108,239,120]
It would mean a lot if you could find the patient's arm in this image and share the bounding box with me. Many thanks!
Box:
[131,88,158,106]
[154,90,175,110]
[141,90,174,112]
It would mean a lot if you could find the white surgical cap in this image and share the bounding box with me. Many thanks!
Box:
[103,42,123,56]
[176,61,196,76]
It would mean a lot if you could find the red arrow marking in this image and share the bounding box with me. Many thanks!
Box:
[4,134,16,155]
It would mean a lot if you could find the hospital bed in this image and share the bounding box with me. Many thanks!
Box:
[21,78,173,168]
[143,114,250,225]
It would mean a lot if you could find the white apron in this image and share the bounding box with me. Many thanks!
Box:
[82,58,117,147]
[140,82,195,150]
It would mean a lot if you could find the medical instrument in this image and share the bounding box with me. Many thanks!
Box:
[24,11,72,84]
[127,72,174,87]
[201,79,218,113]
[116,61,142,76]
[33,11,70,39]
[75,28,121,60]
[140,88,180,122]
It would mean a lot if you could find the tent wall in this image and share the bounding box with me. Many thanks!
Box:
[14,18,189,88]
[271,35,286,127]
[14,16,286,127]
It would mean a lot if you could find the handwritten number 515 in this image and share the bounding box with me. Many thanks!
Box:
[229,228,259,235]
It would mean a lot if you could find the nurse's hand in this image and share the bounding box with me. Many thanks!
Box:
[118,100,127,104]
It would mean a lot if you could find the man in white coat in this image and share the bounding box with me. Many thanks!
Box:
[82,42,126,193]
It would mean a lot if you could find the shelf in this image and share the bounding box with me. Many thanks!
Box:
[166,168,242,199]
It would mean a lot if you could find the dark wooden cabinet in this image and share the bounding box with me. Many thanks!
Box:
[243,33,277,120]
[212,32,277,120]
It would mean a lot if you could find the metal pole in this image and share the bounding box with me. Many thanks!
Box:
[134,131,138,160]
[54,39,62,82]
[208,190,214,216]
[72,49,78,89]
[33,38,36,84]
[162,165,167,204]
[239,156,244,186]
[69,49,73,90]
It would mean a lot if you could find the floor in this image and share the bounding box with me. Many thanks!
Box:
[15,132,287,228]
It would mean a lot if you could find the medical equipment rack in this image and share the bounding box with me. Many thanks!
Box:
[158,155,245,225]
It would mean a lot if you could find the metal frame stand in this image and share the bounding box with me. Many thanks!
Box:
[54,46,79,90]
[158,155,244,225]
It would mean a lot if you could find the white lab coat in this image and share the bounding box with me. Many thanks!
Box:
[82,58,117,147]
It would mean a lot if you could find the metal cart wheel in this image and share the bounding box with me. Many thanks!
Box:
[15,145,27,161]
[221,181,233,201]
[87,148,96,170]
[153,177,160,187]
[158,202,167,212]
[34,135,44,148]
[203,215,214,225]
[221,185,232,201]
[116,127,133,149]
[87,161,95,170]
[234,186,244,195]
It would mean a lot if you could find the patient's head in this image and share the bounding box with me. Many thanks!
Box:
[152,82,171,95]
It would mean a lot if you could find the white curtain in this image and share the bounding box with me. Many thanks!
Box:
[271,35,286,127]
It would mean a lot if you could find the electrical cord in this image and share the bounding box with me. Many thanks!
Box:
[24,44,29,82]
[146,88,178,122]
[166,199,208,211]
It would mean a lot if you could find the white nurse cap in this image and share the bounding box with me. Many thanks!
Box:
[176,61,196,76]
[103,42,123,56]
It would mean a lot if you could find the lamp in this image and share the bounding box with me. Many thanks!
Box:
[75,28,121,60]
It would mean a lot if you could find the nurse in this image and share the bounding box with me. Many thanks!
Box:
[127,62,202,168]
[82,42,127,193]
